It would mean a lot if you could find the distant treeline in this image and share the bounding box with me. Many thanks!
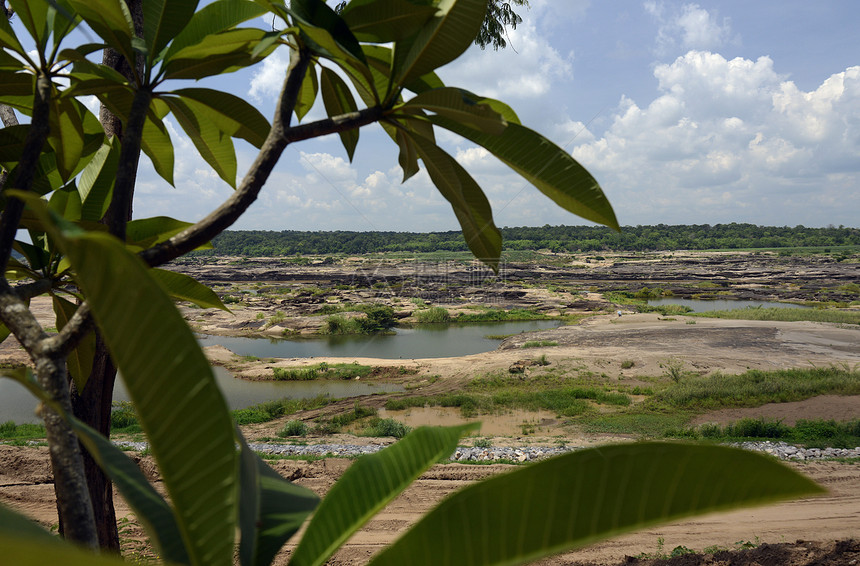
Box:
[198,224,860,256]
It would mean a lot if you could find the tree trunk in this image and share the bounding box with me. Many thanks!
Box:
[64,0,143,551]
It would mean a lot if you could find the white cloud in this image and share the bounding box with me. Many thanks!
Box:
[248,47,289,103]
[572,51,860,226]
[647,2,736,56]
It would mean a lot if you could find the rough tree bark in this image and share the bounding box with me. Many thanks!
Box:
[66,0,144,550]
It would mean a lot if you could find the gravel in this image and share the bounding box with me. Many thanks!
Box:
[112,440,860,462]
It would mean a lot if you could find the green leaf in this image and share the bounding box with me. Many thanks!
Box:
[408,133,502,270]
[400,87,507,135]
[320,67,359,160]
[47,93,86,181]
[289,424,477,566]
[0,506,60,545]
[140,111,175,186]
[7,0,49,49]
[368,442,824,566]
[65,0,136,72]
[430,116,619,229]
[170,88,271,148]
[51,294,96,391]
[0,71,35,103]
[151,269,229,311]
[164,97,237,187]
[393,124,419,181]
[13,194,238,566]
[340,0,437,43]
[162,28,270,80]
[392,0,487,87]
[164,0,267,60]
[69,418,190,564]
[78,137,120,222]
[48,182,83,223]
[289,0,366,65]
[12,240,50,272]
[0,323,9,345]
[237,430,319,566]
[125,216,196,249]
[295,61,319,123]
[143,0,200,64]
[0,124,30,166]
[0,534,129,566]
[0,5,28,56]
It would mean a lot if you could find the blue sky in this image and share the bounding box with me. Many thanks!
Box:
[16,1,860,231]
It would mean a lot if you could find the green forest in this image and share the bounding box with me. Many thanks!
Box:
[198,224,860,256]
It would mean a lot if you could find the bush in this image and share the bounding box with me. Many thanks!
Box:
[110,402,140,431]
[415,306,451,323]
[365,417,411,438]
[279,420,309,437]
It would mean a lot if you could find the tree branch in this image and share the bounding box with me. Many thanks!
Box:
[284,106,383,144]
[140,46,312,268]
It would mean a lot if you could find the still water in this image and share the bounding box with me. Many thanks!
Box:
[0,366,403,425]
[646,298,812,312]
[198,320,562,360]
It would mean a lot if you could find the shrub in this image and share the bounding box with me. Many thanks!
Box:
[365,417,411,438]
[279,420,309,437]
[415,306,451,323]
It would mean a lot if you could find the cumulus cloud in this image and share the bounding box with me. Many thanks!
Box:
[248,47,289,102]
[572,52,860,226]
[646,2,736,55]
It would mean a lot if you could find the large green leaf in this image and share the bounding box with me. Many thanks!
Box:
[368,442,824,566]
[47,93,86,181]
[0,534,129,566]
[7,0,49,50]
[288,0,366,65]
[170,88,271,148]
[320,67,359,160]
[237,430,319,566]
[0,124,30,166]
[0,6,28,56]
[125,216,196,249]
[289,424,477,566]
[14,195,239,566]
[340,0,437,43]
[51,294,96,391]
[69,418,190,564]
[408,132,502,270]
[140,111,176,186]
[164,97,237,187]
[65,0,136,73]
[151,269,229,311]
[77,137,120,222]
[48,182,83,222]
[392,0,487,87]
[429,116,619,229]
[165,0,267,61]
[295,61,319,122]
[399,87,507,135]
[143,0,200,64]
[161,28,270,80]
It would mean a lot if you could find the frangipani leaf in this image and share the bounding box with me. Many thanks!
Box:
[65,0,136,73]
[7,0,50,50]
[69,418,190,565]
[140,111,175,186]
[295,61,319,122]
[143,0,200,64]
[162,28,270,80]
[164,97,236,187]
[289,0,365,65]
[51,294,96,391]
[409,133,501,270]
[392,0,486,88]
[165,0,267,61]
[237,429,319,566]
[0,505,58,544]
[0,534,130,566]
[77,137,120,222]
[369,442,824,566]
[400,87,506,135]
[340,0,437,43]
[430,116,619,229]
[320,67,359,160]
[151,269,229,311]
[289,424,477,566]
[125,216,196,249]
[171,88,271,148]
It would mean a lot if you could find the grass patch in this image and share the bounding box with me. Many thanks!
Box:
[576,411,692,438]
[321,305,396,334]
[232,394,332,425]
[0,420,46,441]
[521,340,558,348]
[456,308,550,322]
[314,404,377,434]
[692,306,860,325]
[278,420,309,437]
[110,401,142,433]
[653,366,860,410]
[669,417,860,449]
[272,362,373,381]
[414,306,451,323]
[361,417,411,438]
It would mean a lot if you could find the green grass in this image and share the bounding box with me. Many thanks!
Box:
[653,366,860,410]
[456,308,550,322]
[668,418,860,449]
[0,420,47,441]
[232,395,332,425]
[692,306,860,324]
[321,305,396,334]
[278,420,309,437]
[414,306,451,323]
[272,362,373,381]
[575,411,692,438]
[361,417,411,438]
[110,401,142,433]
[521,340,558,348]
[314,404,377,434]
